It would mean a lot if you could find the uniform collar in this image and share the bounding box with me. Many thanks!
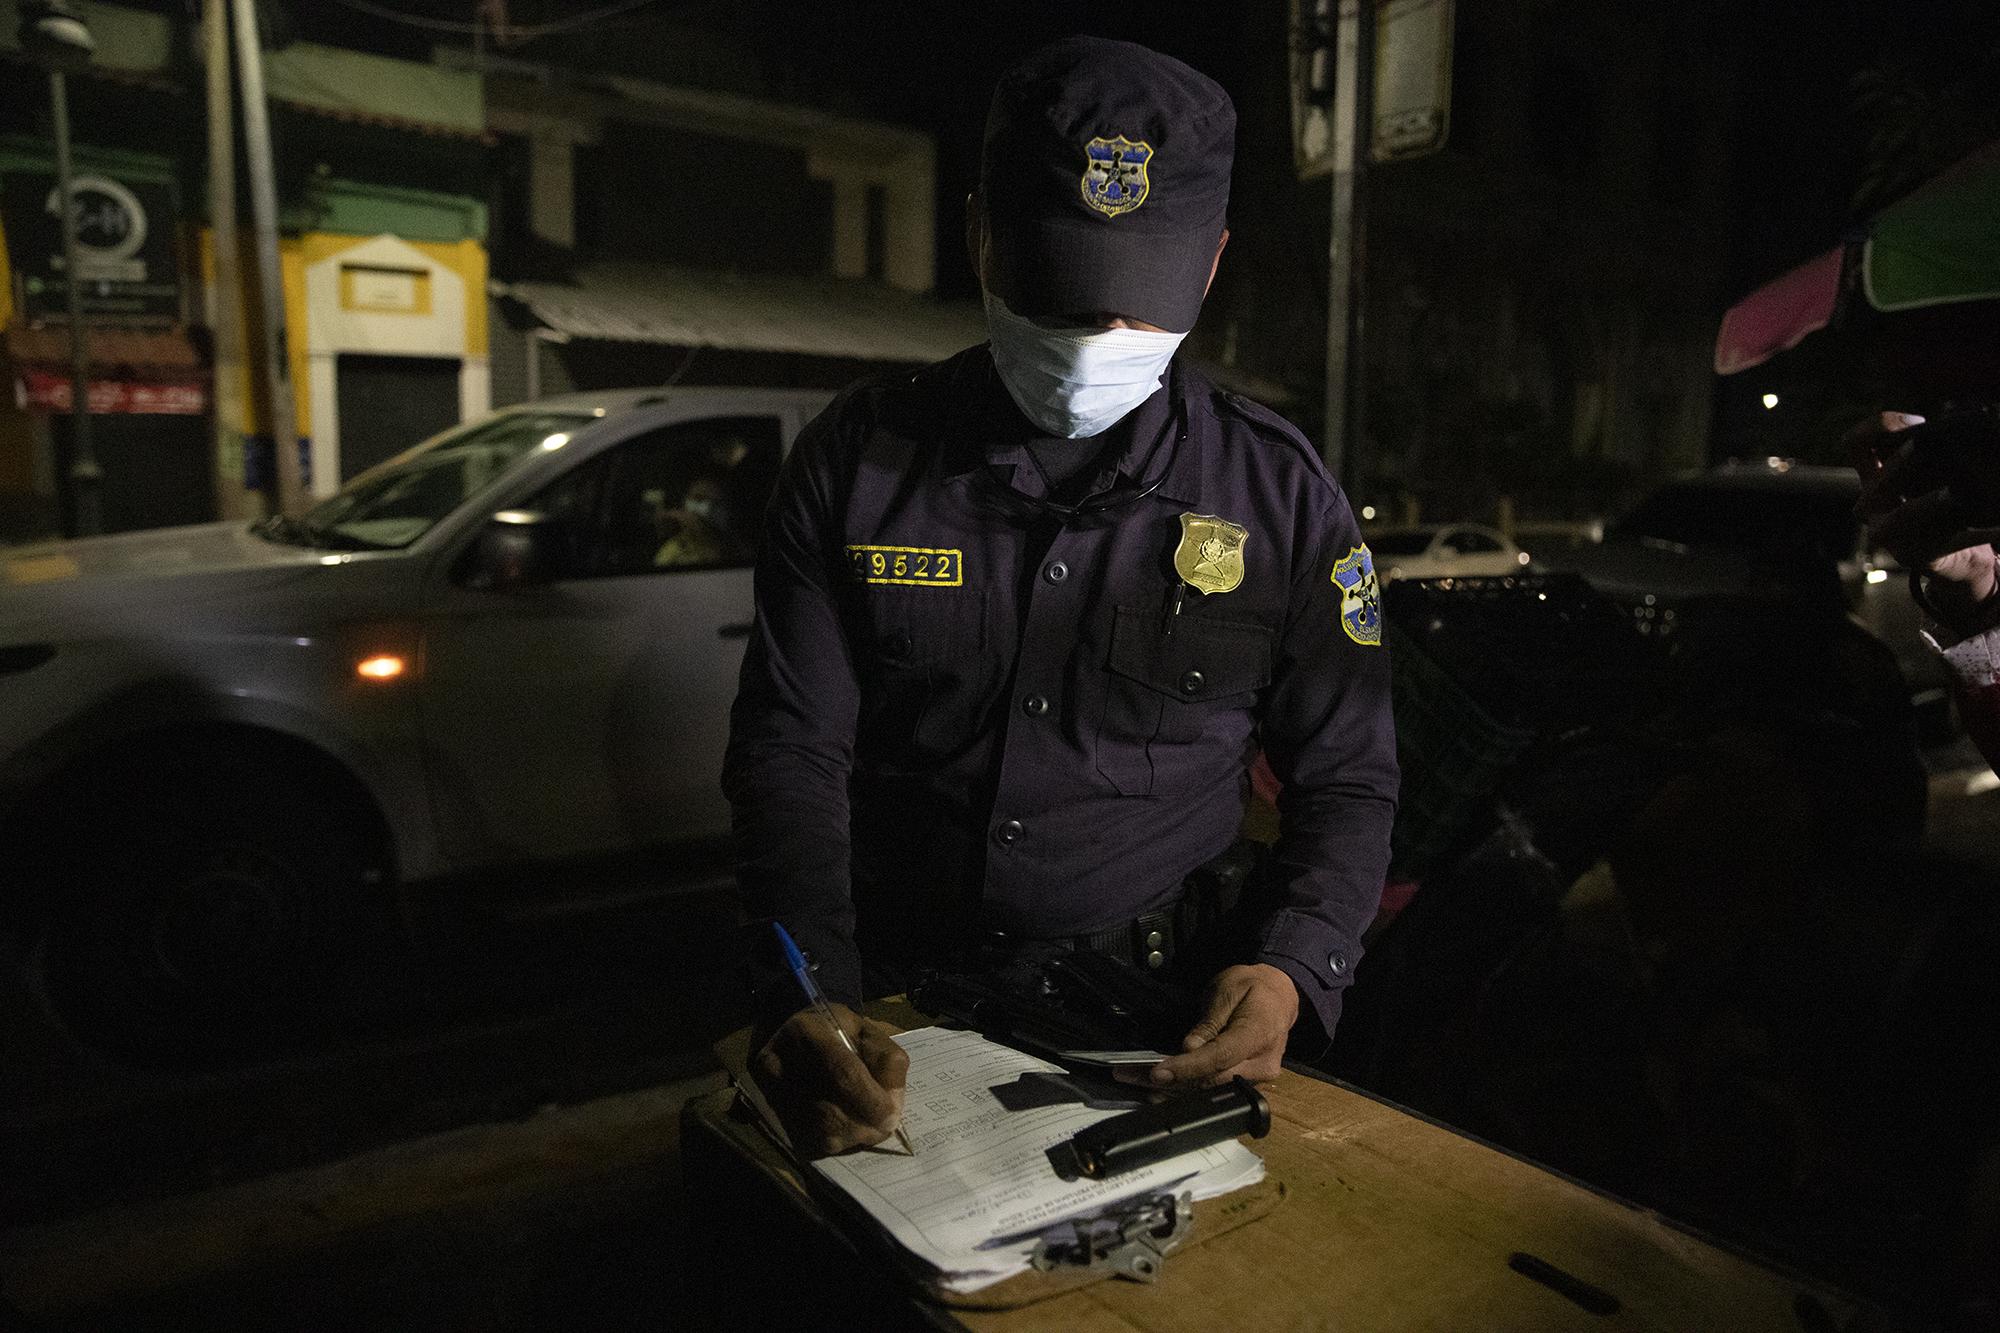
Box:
[1150,360,1206,510]
[943,348,1204,511]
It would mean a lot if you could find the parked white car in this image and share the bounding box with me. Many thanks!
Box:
[0,387,832,1049]
[1367,524,1531,581]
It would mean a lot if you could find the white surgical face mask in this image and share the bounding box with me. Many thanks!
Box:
[983,292,1186,439]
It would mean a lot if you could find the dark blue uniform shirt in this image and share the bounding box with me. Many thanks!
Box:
[723,347,1398,1036]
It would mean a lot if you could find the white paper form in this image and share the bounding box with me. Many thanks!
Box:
[812,1026,1264,1291]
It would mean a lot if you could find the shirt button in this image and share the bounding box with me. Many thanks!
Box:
[1021,693,1049,717]
[1044,560,1069,584]
[995,819,1025,846]
[1179,669,1204,695]
[1328,952,1348,976]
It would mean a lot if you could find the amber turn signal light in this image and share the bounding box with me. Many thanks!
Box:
[355,654,406,682]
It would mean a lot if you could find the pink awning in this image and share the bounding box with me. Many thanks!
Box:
[1713,245,1845,375]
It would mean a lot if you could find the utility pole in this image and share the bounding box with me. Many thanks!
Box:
[203,0,249,519]
[47,67,102,535]
[228,0,305,515]
[1321,0,1375,488]
[18,2,101,535]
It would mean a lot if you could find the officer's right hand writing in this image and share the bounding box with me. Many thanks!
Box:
[750,1004,910,1157]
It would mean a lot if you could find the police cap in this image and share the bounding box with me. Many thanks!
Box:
[980,36,1235,334]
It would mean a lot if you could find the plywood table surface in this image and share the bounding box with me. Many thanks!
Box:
[950,1067,1867,1332]
[690,1010,1876,1333]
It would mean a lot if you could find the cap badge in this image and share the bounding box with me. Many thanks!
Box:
[1081,135,1153,218]
[1174,512,1246,595]
[1332,545,1382,646]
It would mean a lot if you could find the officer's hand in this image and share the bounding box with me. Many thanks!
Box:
[1141,963,1299,1088]
[750,1005,910,1157]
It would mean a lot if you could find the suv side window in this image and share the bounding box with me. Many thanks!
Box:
[1444,529,1502,554]
[533,415,783,578]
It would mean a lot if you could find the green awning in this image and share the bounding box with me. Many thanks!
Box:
[262,42,484,141]
[1864,138,2000,313]
[1719,138,2000,374]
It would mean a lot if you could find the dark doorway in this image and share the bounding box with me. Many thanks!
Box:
[335,354,461,483]
[53,412,213,536]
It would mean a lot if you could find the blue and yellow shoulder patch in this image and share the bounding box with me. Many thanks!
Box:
[1331,544,1382,647]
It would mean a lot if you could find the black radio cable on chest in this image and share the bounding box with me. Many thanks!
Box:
[978,363,1192,528]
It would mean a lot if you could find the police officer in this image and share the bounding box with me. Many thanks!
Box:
[726,36,1398,1155]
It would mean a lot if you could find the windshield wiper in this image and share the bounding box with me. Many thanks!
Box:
[252,513,389,552]
[252,513,311,546]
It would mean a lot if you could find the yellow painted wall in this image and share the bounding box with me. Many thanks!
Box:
[198,227,488,438]
[0,406,35,494]
[293,233,487,357]
[0,208,14,331]
[0,209,32,499]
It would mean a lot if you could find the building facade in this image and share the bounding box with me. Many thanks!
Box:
[1217,0,1738,523]
[466,48,964,408]
[0,0,490,536]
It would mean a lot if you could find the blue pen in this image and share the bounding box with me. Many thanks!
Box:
[773,921,915,1156]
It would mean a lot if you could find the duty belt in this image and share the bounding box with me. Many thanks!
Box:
[979,897,1191,972]
[1067,896,1198,971]
[1066,839,1260,971]
[981,841,1256,973]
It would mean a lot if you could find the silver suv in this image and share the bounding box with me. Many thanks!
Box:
[0,387,831,1048]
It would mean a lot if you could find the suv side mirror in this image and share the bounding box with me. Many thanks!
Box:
[473,509,564,589]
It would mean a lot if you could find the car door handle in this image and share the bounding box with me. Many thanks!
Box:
[717,621,753,639]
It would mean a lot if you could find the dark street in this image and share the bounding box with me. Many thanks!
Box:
[2,880,741,1328]
[2,0,1998,1329]
[0,748,1989,1327]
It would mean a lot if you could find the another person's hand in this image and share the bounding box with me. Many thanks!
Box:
[751,1005,910,1157]
[1929,541,2000,611]
[1851,409,2000,629]
[1140,963,1299,1088]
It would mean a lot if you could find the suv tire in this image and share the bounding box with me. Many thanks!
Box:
[34,756,390,1060]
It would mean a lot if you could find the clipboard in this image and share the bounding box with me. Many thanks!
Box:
[707,1010,1285,1311]
[693,1007,1885,1331]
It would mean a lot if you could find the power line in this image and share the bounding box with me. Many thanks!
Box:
[324,0,668,39]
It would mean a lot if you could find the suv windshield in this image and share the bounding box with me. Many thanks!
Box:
[274,411,594,550]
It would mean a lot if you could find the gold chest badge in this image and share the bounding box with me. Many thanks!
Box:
[1174,513,1248,595]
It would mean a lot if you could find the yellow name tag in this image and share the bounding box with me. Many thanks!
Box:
[847,544,963,586]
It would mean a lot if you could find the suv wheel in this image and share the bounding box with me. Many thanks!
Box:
[33,764,391,1060]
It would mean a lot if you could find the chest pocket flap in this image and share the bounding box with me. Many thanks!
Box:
[1107,605,1273,702]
